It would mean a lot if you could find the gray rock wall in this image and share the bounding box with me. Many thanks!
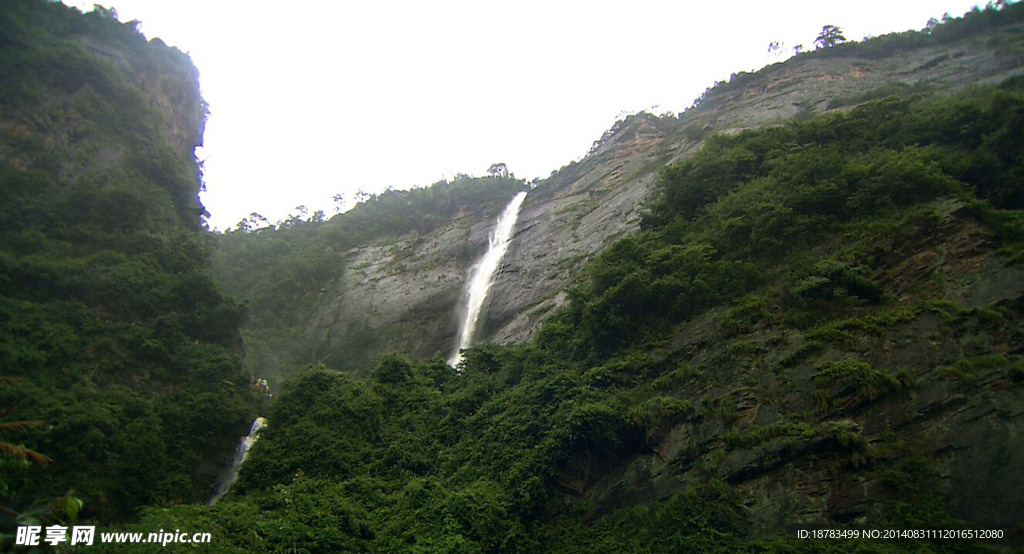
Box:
[313,25,1024,369]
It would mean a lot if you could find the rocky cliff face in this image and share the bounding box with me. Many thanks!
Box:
[310,116,676,370]
[314,22,1024,368]
[315,218,475,368]
[72,33,205,153]
[488,26,1024,343]
[0,4,207,228]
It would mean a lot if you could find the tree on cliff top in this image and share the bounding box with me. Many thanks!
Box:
[488,162,510,178]
[814,25,847,49]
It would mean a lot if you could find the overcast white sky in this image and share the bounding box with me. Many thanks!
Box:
[65,0,985,230]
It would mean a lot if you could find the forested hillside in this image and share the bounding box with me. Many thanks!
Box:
[119,5,1024,552]
[2,1,1024,552]
[0,0,258,529]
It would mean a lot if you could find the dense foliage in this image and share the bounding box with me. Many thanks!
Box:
[114,75,1024,552]
[0,0,256,529]
[4,1,1024,552]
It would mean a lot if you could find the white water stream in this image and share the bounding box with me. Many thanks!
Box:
[448,191,527,367]
[209,417,267,505]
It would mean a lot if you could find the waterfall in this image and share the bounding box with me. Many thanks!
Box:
[209,417,267,505]
[449,191,527,367]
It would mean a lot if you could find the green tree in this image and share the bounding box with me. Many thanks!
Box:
[487,162,509,178]
[814,25,847,49]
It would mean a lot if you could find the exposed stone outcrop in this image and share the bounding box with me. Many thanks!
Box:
[313,21,1024,372]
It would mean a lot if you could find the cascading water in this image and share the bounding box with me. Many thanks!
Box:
[208,417,267,505]
[448,191,527,367]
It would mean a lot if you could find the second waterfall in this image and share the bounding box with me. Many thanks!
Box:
[448,191,528,367]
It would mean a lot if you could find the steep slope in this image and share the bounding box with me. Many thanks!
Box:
[534,81,1024,543]
[0,0,256,525]
[313,186,525,370]
[200,76,1024,553]
[485,10,1024,345]
[222,6,1024,378]
[115,5,1024,553]
[211,176,527,379]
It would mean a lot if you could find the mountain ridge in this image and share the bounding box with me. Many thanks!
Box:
[223,7,1024,379]
[3,1,1021,550]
